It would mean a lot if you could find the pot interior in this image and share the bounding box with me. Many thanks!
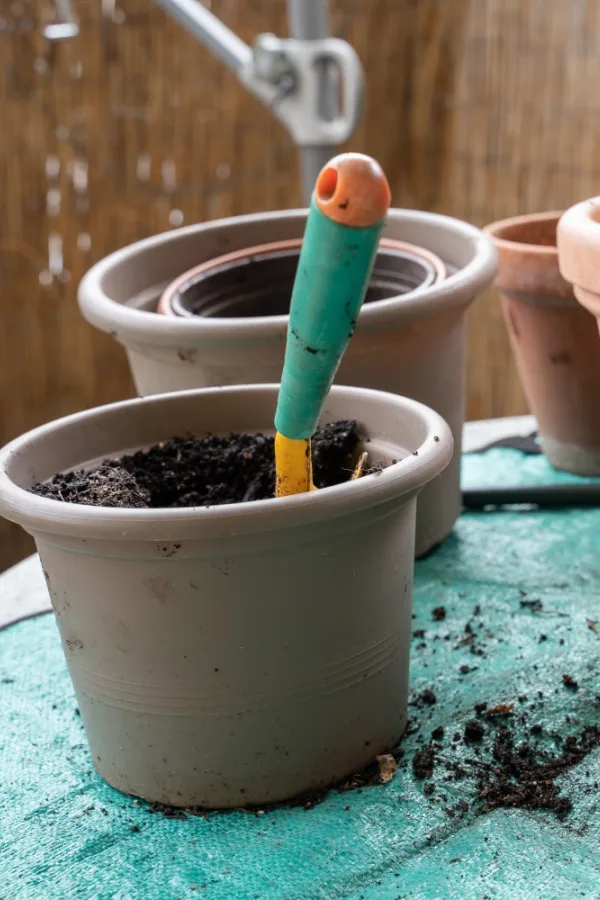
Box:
[492,216,560,249]
[171,246,438,319]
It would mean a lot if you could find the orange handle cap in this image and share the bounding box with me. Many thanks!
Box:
[314,153,391,228]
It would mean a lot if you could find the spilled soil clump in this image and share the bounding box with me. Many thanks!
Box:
[475,722,600,815]
[412,702,600,817]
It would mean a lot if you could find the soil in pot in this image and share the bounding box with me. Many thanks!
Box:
[31,420,371,507]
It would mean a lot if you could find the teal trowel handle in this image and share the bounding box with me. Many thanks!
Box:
[274,154,391,441]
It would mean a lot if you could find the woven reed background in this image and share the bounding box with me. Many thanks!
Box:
[2,0,600,570]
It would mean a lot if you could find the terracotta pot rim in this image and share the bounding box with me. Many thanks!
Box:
[485,211,576,299]
[484,211,564,258]
[156,237,448,318]
[558,198,600,299]
[78,208,498,347]
[0,384,453,541]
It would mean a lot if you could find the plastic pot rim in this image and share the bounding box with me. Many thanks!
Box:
[0,384,454,541]
[78,208,497,348]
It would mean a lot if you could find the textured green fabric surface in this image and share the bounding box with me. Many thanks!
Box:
[1,451,600,900]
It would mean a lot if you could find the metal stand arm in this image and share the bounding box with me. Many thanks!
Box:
[153,0,252,73]
[45,0,364,204]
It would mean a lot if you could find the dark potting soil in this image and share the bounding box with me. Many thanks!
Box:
[475,723,600,814]
[412,703,600,817]
[31,420,364,509]
[410,688,437,709]
[464,719,485,742]
[412,743,436,779]
[407,595,600,819]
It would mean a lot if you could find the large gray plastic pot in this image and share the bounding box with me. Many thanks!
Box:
[78,209,496,556]
[0,384,453,809]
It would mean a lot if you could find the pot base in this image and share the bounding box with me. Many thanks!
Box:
[92,717,408,810]
[540,433,600,477]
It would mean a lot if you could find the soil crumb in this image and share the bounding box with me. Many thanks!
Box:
[410,688,437,709]
[464,719,485,742]
[412,743,436,779]
[32,421,366,509]
[520,598,543,613]
[420,689,437,706]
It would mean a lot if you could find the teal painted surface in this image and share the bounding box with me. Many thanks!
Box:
[275,201,384,439]
[461,447,600,489]
[2,451,600,899]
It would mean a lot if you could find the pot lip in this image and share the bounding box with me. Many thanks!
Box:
[559,197,600,231]
[557,198,600,293]
[156,236,447,318]
[484,210,563,258]
[0,384,454,542]
[78,208,497,347]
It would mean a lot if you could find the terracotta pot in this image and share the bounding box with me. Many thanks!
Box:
[485,211,600,475]
[78,209,497,557]
[0,384,453,808]
[558,198,600,336]
[155,238,447,318]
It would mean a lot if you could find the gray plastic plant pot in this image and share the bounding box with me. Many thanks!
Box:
[0,384,453,809]
[78,209,497,556]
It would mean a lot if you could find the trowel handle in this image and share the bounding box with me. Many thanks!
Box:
[274,153,391,441]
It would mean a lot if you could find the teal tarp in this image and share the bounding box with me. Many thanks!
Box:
[1,451,600,899]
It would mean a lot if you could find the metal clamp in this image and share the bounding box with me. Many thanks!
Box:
[44,0,79,40]
[53,0,364,201]
[153,0,363,148]
[244,34,363,146]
